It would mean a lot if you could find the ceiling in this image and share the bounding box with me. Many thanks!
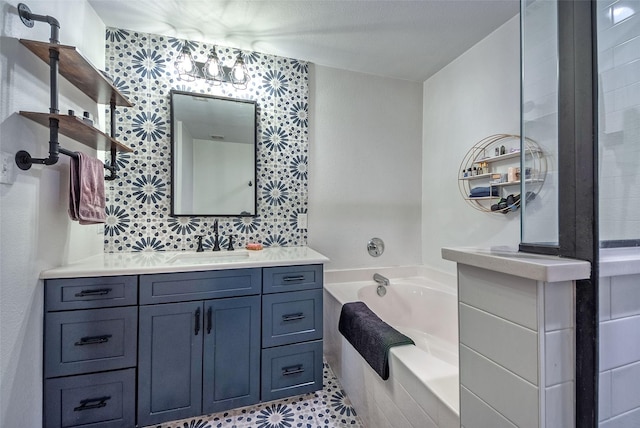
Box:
[88,0,519,82]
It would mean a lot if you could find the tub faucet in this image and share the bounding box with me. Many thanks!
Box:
[373,273,389,287]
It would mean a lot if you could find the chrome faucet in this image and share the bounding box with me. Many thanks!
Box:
[374,273,389,297]
[373,273,389,287]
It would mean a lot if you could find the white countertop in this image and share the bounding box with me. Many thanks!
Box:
[441,246,591,282]
[41,246,330,279]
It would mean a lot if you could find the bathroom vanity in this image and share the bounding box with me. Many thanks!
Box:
[40,247,328,428]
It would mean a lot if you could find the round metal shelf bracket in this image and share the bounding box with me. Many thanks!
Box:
[18,3,34,28]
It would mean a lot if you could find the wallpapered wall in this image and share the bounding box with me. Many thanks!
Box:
[103,28,309,252]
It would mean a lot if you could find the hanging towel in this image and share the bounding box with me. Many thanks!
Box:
[338,301,415,380]
[69,152,106,224]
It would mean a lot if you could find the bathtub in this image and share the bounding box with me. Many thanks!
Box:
[323,267,459,428]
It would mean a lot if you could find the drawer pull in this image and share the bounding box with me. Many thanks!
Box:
[74,288,112,297]
[195,307,201,336]
[282,365,305,376]
[282,275,305,282]
[74,396,111,412]
[282,313,305,322]
[74,335,112,346]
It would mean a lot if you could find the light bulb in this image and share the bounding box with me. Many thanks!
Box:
[203,47,224,84]
[174,45,196,81]
[231,53,250,89]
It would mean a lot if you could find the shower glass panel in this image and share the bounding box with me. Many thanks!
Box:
[520,0,560,247]
[597,0,640,248]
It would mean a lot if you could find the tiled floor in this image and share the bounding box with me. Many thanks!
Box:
[146,360,363,428]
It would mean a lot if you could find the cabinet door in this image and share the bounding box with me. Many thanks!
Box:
[202,296,260,414]
[138,301,203,427]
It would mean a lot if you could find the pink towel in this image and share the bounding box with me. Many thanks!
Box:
[69,152,106,224]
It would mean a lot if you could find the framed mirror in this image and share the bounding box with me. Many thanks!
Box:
[170,90,257,216]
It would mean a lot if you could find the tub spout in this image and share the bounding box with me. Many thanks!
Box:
[373,273,389,287]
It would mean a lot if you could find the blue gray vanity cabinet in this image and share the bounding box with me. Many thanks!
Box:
[137,270,261,427]
[261,265,323,401]
[43,276,138,428]
[42,261,324,427]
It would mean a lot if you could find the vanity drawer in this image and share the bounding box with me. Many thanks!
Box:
[45,307,138,378]
[262,265,323,294]
[45,276,137,311]
[261,340,323,401]
[262,289,323,347]
[140,268,261,304]
[44,368,135,428]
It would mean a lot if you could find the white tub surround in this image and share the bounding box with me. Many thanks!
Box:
[442,247,590,428]
[599,248,640,426]
[40,246,328,279]
[324,266,459,428]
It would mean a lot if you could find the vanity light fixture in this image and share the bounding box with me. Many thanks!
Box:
[203,47,224,85]
[174,46,196,82]
[174,42,251,89]
[230,52,250,89]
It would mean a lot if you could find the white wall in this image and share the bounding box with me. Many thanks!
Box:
[0,1,105,426]
[599,273,640,426]
[597,0,640,242]
[193,139,253,214]
[422,16,521,274]
[308,65,423,270]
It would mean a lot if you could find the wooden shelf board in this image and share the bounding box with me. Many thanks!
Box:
[20,111,133,153]
[20,39,133,107]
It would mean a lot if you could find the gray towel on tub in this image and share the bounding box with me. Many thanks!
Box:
[338,301,415,380]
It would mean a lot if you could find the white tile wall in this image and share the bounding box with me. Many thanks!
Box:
[600,407,640,428]
[544,381,575,428]
[392,380,438,428]
[600,370,612,422]
[600,315,640,370]
[544,280,574,331]
[612,361,640,415]
[458,264,538,330]
[459,303,538,384]
[610,274,640,318]
[460,386,517,428]
[600,276,612,322]
[458,265,576,428]
[600,274,640,426]
[544,329,574,386]
[460,345,539,428]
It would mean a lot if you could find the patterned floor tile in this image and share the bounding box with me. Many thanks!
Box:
[143,359,362,428]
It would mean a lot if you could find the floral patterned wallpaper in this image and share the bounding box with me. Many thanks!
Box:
[103,28,309,252]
